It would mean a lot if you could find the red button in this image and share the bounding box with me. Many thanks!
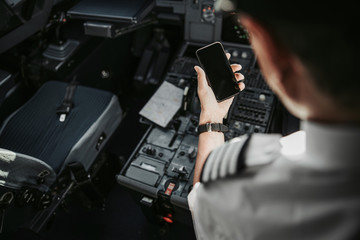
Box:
[163,217,173,223]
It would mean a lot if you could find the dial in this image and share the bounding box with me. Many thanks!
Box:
[202,5,215,23]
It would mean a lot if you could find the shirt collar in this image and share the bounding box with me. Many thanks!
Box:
[301,120,360,169]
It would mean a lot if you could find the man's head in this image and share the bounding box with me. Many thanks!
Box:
[221,0,360,123]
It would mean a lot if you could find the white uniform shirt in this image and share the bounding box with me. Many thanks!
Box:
[188,121,360,240]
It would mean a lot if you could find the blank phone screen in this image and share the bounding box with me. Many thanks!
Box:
[196,42,239,101]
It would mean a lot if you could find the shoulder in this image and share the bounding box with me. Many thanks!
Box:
[201,133,282,183]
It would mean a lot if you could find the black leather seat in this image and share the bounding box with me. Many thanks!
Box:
[0,80,122,233]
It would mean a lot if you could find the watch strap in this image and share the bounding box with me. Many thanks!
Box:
[198,123,228,134]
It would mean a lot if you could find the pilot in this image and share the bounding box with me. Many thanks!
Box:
[188,0,360,239]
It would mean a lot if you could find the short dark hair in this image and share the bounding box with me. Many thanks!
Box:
[228,0,360,111]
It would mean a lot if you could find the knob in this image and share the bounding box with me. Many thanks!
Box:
[241,52,248,59]
[232,50,239,58]
[202,5,215,23]
[188,146,197,159]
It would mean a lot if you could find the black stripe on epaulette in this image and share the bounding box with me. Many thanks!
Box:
[236,134,252,173]
[200,134,252,183]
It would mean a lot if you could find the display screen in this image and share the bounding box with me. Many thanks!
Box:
[221,13,250,45]
[196,42,240,102]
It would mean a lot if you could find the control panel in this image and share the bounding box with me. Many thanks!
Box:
[118,114,198,209]
[117,41,276,222]
[226,68,275,139]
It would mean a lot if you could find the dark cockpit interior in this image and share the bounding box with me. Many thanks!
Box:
[0,0,299,239]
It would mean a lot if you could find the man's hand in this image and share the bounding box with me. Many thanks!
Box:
[194,53,245,125]
[192,53,245,184]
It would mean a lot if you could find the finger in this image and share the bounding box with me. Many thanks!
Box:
[235,73,244,81]
[231,64,242,72]
[194,65,208,90]
[238,82,245,91]
[226,52,231,60]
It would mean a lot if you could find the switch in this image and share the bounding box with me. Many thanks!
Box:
[144,146,156,155]
[172,166,188,176]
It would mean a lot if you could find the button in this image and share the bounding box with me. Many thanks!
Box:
[232,50,239,58]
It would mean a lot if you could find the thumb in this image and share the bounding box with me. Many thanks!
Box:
[194,65,208,89]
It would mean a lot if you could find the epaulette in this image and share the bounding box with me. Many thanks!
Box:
[200,133,282,183]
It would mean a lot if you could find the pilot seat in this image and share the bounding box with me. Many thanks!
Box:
[0,80,122,234]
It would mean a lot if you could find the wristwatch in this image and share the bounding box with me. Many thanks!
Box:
[198,123,228,134]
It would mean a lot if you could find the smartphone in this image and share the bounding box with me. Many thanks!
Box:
[196,41,240,102]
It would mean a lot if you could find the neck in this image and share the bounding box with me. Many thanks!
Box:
[306,96,360,125]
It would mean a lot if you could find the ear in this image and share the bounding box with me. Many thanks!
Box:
[239,14,301,102]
